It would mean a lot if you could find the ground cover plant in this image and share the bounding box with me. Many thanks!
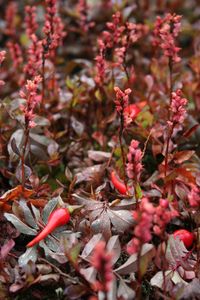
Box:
[0,0,200,299]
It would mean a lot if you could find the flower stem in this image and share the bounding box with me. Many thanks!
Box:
[21,126,29,191]
[119,112,128,189]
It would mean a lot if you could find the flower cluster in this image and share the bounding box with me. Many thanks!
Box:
[106,12,125,46]
[24,34,43,78]
[19,75,42,128]
[91,241,113,292]
[43,0,66,58]
[104,12,147,54]
[126,139,143,182]
[25,6,38,38]
[94,39,106,86]
[128,197,178,254]
[7,42,23,69]
[0,51,6,86]
[5,2,17,36]
[153,13,182,63]
[128,197,155,254]
[94,11,147,80]
[114,86,131,114]
[114,46,126,66]
[170,89,187,125]
[76,0,94,33]
[153,199,178,236]
[188,185,200,207]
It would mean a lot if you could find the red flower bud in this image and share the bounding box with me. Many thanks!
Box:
[110,171,128,195]
[27,208,70,247]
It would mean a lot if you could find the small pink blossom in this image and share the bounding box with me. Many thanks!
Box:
[7,42,23,69]
[153,13,182,63]
[114,86,131,114]
[128,197,155,254]
[188,185,200,207]
[91,241,113,292]
[20,76,42,128]
[5,2,17,36]
[43,0,66,59]
[126,139,143,182]
[24,34,43,77]
[170,89,187,124]
[76,0,95,32]
[25,6,38,38]
[153,199,178,236]
[94,39,106,86]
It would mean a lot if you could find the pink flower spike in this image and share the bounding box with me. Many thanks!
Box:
[126,139,143,182]
[19,76,42,128]
[91,241,113,292]
[170,89,187,124]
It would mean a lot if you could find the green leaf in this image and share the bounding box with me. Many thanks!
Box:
[18,246,38,266]
[135,183,143,199]
[42,197,59,224]
[4,213,37,236]
[95,89,102,102]
[70,243,81,263]
[19,200,38,229]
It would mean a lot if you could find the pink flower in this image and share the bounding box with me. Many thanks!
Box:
[188,185,200,207]
[7,42,23,69]
[43,0,66,59]
[106,12,125,45]
[91,241,113,292]
[170,89,187,124]
[126,139,143,182]
[153,13,182,63]
[153,199,178,237]
[128,197,155,254]
[25,6,38,38]
[20,76,42,128]
[5,2,17,36]
[114,86,131,114]
[94,39,106,86]
[76,0,94,32]
[24,34,43,77]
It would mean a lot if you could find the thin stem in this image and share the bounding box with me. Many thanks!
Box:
[168,58,173,114]
[119,112,128,189]
[196,228,200,276]
[21,126,29,191]
[164,57,173,178]
[161,240,167,296]
[164,123,174,178]
[136,246,142,299]
[41,52,45,107]
[38,258,78,284]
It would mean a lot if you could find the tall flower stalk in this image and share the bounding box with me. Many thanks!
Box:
[91,241,113,300]
[153,14,181,115]
[19,75,42,190]
[164,89,187,176]
[114,86,131,187]
[41,0,66,104]
[126,139,143,204]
